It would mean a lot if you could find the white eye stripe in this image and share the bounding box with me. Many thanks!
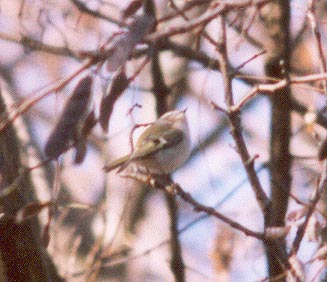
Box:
[159,137,167,144]
[150,137,167,146]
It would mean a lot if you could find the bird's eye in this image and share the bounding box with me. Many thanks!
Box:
[152,138,161,145]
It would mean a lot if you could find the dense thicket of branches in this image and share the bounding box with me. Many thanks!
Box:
[1,1,327,281]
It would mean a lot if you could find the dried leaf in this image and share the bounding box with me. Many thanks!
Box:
[106,14,154,72]
[73,110,97,164]
[106,34,134,72]
[128,14,155,44]
[122,0,143,20]
[99,70,129,132]
[42,220,51,248]
[44,76,93,159]
[16,201,51,224]
[81,110,97,138]
[318,136,327,160]
[74,142,87,164]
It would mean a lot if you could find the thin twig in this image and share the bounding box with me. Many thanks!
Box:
[290,163,326,255]
[69,0,122,26]
[215,16,271,215]
[0,32,77,58]
[307,0,327,96]
[0,60,93,133]
[146,0,272,42]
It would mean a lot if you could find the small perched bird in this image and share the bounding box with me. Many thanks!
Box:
[104,110,191,174]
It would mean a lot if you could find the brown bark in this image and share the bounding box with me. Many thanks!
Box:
[261,1,292,281]
[0,87,62,282]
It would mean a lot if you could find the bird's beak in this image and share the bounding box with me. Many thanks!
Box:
[182,108,187,113]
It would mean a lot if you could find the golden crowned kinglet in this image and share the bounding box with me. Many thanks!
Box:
[104,110,191,174]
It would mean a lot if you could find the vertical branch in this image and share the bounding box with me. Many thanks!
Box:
[0,87,62,282]
[216,17,233,108]
[260,1,291,281]
[146,1,185,281]
[216,16,270,215]
[165,191,185,282]
[213,19,288,277]
[215,11,292,281]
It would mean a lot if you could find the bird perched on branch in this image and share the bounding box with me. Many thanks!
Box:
[104,110,191,175]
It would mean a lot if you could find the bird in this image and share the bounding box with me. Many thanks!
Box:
[103,110,191,175]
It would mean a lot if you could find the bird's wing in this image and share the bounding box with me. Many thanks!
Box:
[104,128,184,173]
[130,128,184,161]
[103,154,129,172]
